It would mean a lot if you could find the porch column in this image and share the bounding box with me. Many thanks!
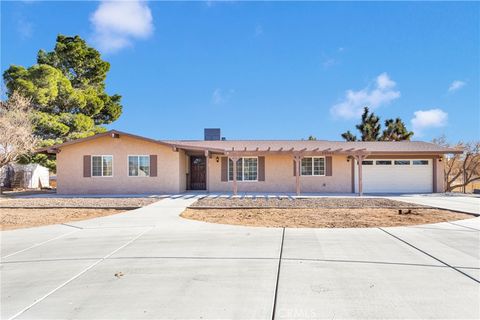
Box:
[231,156,238,196]
[294,155,302,196]
[355,155,366,196]
[204,150,210,193]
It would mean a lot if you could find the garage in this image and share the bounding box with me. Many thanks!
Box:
[355,159,433,193]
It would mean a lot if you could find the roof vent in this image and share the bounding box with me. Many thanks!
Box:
[204,128,221,141]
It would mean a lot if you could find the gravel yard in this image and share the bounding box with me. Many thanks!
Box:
[0,197,161,230]
[181,207,471,228]
[190,197,424,208]
[0,197,160,208]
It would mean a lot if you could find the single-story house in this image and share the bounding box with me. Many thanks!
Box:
[40,129,461,195]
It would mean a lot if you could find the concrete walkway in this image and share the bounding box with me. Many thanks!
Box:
[1,195,479,319]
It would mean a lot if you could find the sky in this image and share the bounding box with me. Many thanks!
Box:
[2,1,479,142]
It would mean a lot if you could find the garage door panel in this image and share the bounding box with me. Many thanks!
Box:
[355,159,432,193]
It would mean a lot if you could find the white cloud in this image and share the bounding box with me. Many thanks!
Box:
[330,73,401,119]
[254,25,264,37]
[90,0,153,53]
[212,88,234,105]
[322,58,337,68]
[411,109,448,136]
[16,18,33,39]
[448,80,466,93]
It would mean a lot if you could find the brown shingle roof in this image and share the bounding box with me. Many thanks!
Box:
[38,130,462,154]
[165,139,461,154]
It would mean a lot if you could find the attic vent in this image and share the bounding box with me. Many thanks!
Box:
[204,128,221,141]
[111,133,120,139]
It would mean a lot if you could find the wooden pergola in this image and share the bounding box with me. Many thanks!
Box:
[221,147,370,196]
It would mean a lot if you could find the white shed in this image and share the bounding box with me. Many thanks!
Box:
[0,163,50,189]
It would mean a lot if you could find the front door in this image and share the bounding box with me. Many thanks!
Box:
[189,155,206,190]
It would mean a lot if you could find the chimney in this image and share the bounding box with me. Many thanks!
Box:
[204,128,221,141]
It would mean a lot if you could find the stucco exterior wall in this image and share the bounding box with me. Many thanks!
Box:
[207,155,352,193]
[56,135,181,194]
[436,157,445,193]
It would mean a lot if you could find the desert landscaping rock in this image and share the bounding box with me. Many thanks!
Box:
[0,197,159,208]
[190,197,427,209]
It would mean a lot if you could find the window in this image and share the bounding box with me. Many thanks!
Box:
[376,160,392,165]
[301,157,325,176]
[394,160,411,165]
[129,155,150,176]
[413,160,429,165]
[92,156,113,177]
[362,160,374,165]
[228,157,257,181]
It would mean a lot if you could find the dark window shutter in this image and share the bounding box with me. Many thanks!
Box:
[293,160,297,176]
[258,156,265,181]
[326,156,333,176]
[83,155,91,177]
[150,155,157,177]
[221,157,228,182]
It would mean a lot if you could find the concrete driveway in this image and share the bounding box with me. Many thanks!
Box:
[1,195,479,319]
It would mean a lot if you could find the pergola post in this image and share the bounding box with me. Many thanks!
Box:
[355,154,366,196]
[231,156,238,196]
[294,155,302,196]
[204,150,209,193]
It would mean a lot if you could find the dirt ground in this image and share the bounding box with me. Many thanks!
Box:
[0,197,161,230]
[181,207,472,228]
[1,208,128,230]
[191,197,424,208]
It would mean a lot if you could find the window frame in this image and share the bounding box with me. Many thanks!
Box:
[91,155,113,177]
[301,156,326,176]
[227,156,258,182]
[412,160,429,165]
[128,155,151,177]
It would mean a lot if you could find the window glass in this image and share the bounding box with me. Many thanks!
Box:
[129,156,139,176]
[138,156,150,176]
[243,158,258,181]
[129,156,150,176]
[301,158,313,175]
[92,156,102,176]
[362,160,374,165]
[413,160,429,165]
[394,160,411,165]
[102,156,113,176]
[376,160,392,165]
[313,158,325,175]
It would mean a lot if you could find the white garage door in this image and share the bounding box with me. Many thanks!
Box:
[355,159,433,193]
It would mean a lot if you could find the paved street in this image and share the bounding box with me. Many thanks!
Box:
[1,195,479,319]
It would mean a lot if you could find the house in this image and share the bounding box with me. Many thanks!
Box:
[39,129,461,195]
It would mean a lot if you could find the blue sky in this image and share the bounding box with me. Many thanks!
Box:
[2,1,479,142]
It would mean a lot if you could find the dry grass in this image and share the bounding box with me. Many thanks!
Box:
[1,208,129,230]
[181,207,472,228]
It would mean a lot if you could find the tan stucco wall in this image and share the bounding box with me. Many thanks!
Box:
[436,157,445,193]
[207,155,352,193]
[56,135,182,194]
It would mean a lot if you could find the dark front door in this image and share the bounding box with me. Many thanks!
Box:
[189,156,206,190]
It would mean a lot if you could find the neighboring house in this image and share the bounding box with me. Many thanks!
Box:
[0,163,50,189]
[39,129,461,195]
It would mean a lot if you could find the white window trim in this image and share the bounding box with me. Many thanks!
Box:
[127,155,151,177]
[359,159,430,166]
[227,156,259,182]
[301,156,326,176]
[91,155,113,177]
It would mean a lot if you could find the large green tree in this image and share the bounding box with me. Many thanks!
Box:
[341,107,414,141]
[3,35,122,170]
